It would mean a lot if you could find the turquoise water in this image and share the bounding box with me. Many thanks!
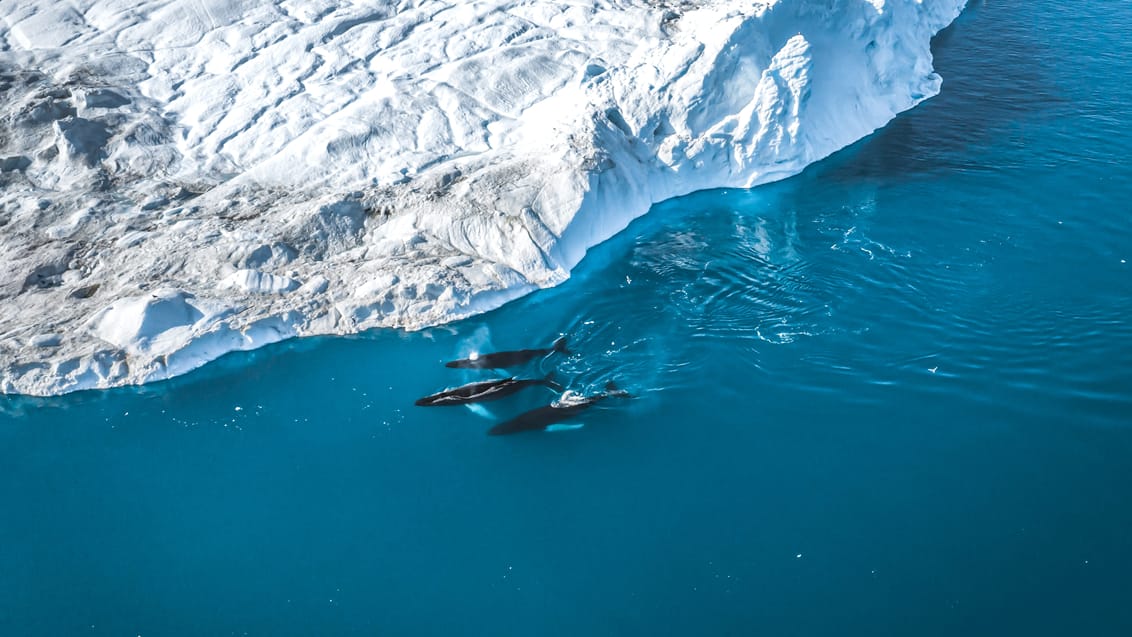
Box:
[4,1,1132,634]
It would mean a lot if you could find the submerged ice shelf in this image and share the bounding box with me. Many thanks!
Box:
[0,0,966,396]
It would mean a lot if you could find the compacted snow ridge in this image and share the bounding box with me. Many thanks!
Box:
[0,0,967,396]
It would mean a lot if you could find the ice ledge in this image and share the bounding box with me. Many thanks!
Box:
[0,0,967,396]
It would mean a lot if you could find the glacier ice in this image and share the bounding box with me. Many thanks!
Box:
[0,0,967,395]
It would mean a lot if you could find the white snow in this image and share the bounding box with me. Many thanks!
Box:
[219,269,300,294]
[0,0,966,396]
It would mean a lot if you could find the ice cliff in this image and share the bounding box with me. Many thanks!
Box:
[0,0,966,396]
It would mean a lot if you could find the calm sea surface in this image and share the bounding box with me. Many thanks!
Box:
[3,1,1131,634]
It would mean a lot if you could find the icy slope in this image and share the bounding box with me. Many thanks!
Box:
[0,0,966,396]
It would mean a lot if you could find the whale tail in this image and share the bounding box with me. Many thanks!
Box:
[552,336,572,356]
[542,371,564,393]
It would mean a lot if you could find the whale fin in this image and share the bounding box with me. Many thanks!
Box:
[552,336,572,356]
[545,423,585,433]
[604,380,631,398]
[464,403,494,419]
[543,371,564,392]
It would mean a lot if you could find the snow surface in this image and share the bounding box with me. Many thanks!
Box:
[0,0,966,396]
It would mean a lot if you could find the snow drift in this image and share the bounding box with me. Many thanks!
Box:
[0,0,967,396]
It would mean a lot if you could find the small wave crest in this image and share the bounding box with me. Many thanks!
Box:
[516,196,848,401]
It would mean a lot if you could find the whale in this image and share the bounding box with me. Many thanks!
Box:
[415,372,563,407]
[487,382,630,436]
[445,336,572,369]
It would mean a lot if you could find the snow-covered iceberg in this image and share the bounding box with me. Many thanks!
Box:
[0,0,966,396]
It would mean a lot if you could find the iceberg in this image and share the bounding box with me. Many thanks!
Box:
[0,0,966,396]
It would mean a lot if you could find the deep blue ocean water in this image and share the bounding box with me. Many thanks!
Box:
[3,1,1132,635]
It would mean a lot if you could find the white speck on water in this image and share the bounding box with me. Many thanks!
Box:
[796,554,802,559]
[929,366,938,374]
[234,406,242,411]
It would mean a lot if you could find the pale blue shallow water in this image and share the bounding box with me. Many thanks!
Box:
[3,1,1132,635]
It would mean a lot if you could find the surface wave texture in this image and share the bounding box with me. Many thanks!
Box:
[0,0,967,395]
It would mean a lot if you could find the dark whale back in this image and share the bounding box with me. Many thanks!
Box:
[415,372,561,406]
[415,378,516,406]
[487,395,602,435]
[486,381,631,434]
[445,337,570,370]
